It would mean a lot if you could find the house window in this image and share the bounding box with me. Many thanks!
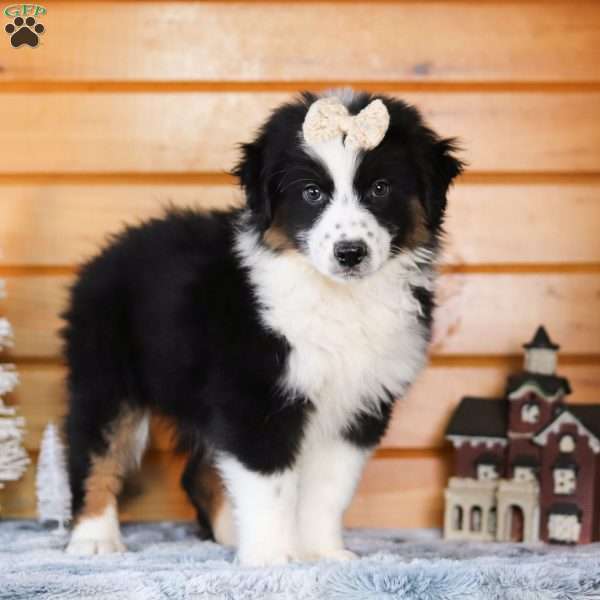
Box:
[470,506,482,532]
[514,466,536,482]
[548,513,581,543]
[477,464,498,481]
[559,435,576,453]
[521,402,540,424]
[553,468,576,495]
[452,505,463,531]
[488,507,497,535]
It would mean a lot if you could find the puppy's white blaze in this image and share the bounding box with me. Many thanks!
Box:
[66,504,124,555]
[217,454,299,566]
[236,224,433,435]
[301,137,391,279]
[302,137,358,200]
[308,193,392,279]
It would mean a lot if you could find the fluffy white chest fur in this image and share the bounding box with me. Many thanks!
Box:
[237,229,434,436]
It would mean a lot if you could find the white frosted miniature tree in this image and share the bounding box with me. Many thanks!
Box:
[0,292,30,512]
[36,423,72,532]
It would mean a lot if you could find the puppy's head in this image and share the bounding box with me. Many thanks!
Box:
[234,90,463,281]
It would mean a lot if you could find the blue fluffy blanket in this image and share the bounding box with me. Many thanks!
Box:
[2,520,600,599]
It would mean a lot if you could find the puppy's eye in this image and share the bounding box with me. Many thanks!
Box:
[303,184,324,205]
[370,179,391,199]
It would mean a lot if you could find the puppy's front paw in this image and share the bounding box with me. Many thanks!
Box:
[66,536,126,556]
[320,548,358,561]
[237,546,298,567]
[300,548,358,562]
[65,507,125,556]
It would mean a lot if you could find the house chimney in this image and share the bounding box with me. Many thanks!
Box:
[523,326,559,375]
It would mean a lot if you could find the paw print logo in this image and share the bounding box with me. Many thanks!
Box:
[5,16,44,48]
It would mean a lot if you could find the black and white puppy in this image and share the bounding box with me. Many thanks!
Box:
[63,89,462,565]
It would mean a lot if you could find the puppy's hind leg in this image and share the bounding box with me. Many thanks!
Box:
[66,407,149,555]
[181,450,237,547]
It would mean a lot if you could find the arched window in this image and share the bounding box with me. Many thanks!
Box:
[452,505,463,531]
[507,505,525,542]
[488,507,497,535]
[470,506,482,532]
[559,434,576,453]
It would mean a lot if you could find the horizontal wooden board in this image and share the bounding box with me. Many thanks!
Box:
[3,275,70,359]
[346,454,449,528]
[0,185,241,265]
[11,363,600,452]
[431,273,600,355]
[1,92,599,173]
[8,366,69,452]
[1,182,599,266]
[3,273,600,359]
[2,2,600,83]
[442,182,600,266]
[0,451,449,528]
[0,184,243,266]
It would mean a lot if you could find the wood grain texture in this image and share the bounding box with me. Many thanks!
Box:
[0,450,449,528]
[2,276,70,359]
[345,454,450,528]
[11,363,600,452]
[442,182,600,266]
[1,0,598,528]
[1,182,599,266]
[430,273,600,355]
[2,2,599,83]
[4,273,599,359]
[0,184,243,266]
[1,92,599,173]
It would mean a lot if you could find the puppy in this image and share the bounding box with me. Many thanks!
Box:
[62,89,462,565]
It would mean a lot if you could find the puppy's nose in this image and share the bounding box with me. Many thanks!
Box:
[334,240,368,267]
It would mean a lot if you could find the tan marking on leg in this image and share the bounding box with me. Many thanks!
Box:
[78,407,148,521]
[212,492,236,547]
[201,462,226,525]
[198,462,237,546]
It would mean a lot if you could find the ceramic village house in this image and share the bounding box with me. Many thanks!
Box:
[444,327,600,544]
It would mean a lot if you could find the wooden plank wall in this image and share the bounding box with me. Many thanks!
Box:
[1,1,600,529]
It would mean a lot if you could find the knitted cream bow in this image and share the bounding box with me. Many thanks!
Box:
[303,97,390,151]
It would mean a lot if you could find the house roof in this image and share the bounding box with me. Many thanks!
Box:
[445,397,507,439]
[533,406,600,453]
[506,372,572,397]
[523,326,560,350]
[568,405,600,440]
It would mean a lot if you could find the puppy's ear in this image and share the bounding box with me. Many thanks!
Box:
[424,138,464,228]
[233,139,272,230]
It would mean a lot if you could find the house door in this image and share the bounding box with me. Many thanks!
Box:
[507,505,525,542]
